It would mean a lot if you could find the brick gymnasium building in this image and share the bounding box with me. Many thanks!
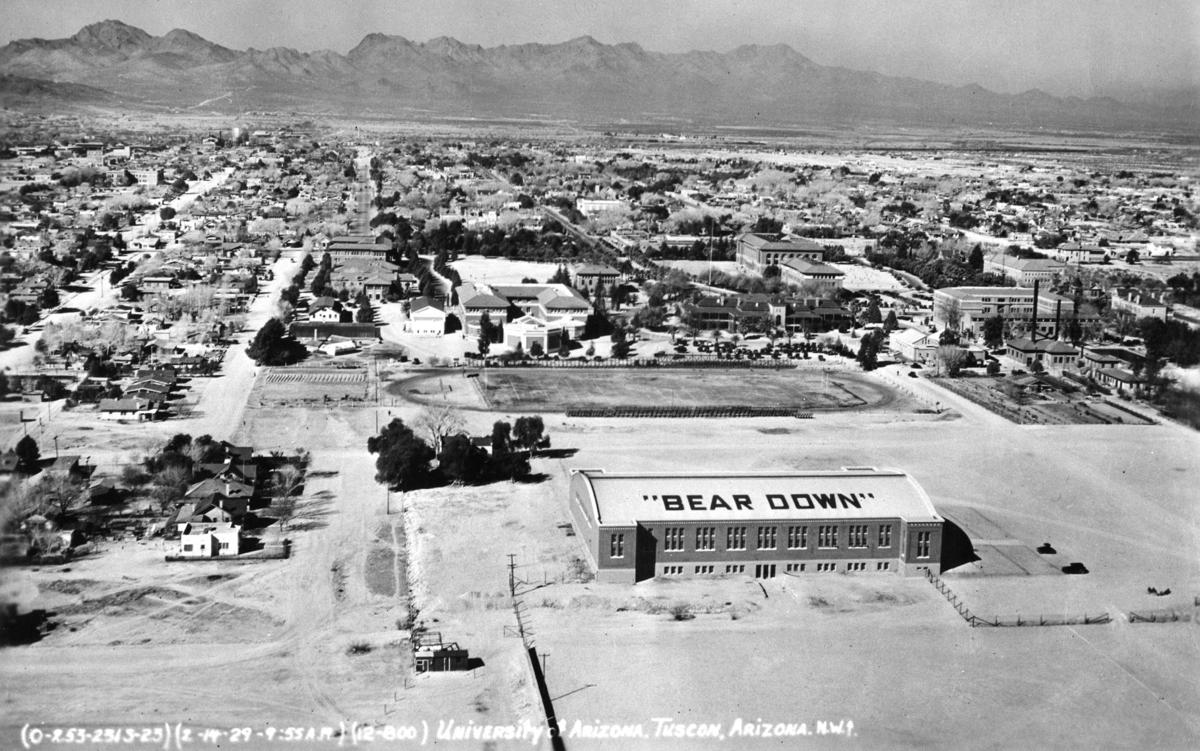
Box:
[568,468,944,583]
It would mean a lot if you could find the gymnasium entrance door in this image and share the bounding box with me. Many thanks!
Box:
[754,563,776,579]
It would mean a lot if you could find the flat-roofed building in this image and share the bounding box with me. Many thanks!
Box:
[933,286,1093,338]
[736,233,825,272]
[779,258,844,293]
[568,468,944,583]
[983,254,1066,285]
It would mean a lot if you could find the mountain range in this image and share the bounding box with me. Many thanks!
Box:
[1,20,1195,133]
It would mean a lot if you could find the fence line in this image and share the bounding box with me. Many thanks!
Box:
[923,568,1111,628]
[565,405,813,419]
[1127,609,1191,624]
[469,356,798,370]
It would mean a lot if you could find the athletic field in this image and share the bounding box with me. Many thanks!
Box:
[462,368,893,412]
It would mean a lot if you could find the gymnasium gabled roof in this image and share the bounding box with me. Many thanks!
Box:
[572,468,942,526]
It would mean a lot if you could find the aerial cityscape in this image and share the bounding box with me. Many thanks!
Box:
[0,1,1197,749]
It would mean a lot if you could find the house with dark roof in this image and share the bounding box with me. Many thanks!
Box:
[98,398,158,421]
[1005,338,1079,371]
[1110,288,1168,321]
[178,522,241,558]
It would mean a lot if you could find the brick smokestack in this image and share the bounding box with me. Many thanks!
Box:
[1031,280,1039,342]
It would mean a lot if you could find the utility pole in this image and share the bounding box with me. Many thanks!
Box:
[508,553,517,597]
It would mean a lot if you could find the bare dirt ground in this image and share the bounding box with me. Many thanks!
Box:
[3,344,1197,749]
[386,364,930,416]
[397,377,1200,750]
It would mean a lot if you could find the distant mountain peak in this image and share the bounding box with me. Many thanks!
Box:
[0,20,1191,133]
[70,19,151,49]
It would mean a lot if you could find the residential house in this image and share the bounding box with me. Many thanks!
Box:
[140,276,178,293]
[97,398,157,421]
[178,522,241,558]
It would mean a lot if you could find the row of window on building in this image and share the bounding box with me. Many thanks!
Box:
[661,560,894,576]
[653,524,898,553]
[609,528,930,558]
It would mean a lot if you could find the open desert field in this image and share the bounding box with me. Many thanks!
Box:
[392,369,1200,750]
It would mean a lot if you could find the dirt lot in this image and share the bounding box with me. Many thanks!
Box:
[388,366,916,414]
[398,391,1200,750]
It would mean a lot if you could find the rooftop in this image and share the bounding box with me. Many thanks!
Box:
[573,468,942,526]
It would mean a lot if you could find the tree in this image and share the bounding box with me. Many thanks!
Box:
[592,281,607,311]
[490,450,530,481]
[982,315,1005,348]
[367,419,434,490]
[415,404,465,455]
[938,295,963,333]
[609,281,623,310]
[270,465,302,532]
[491,420,511,455]
[355,298,374,324]
[936,345,968,377]
[120,464,151,489]
[882,310,899,333]
[40,287,60,309]
[1029,359,1045,374]
[246,317,305,365]
[513,415,546,455]
[1125,249,1140,264]
[856,331,883,371]
[15,435,39,470]
[159,206,176,221]
[968,245,984,271]
[437,434,488,484]
[863,299,882,324]
[478,311,498,343]
[529,340,545,358]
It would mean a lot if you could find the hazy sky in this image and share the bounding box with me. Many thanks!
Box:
[3,0,1197,97]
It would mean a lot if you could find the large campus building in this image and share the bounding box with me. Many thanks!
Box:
[736,233,826,272]
[568,468,944,583]
[932,286,1098,337]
